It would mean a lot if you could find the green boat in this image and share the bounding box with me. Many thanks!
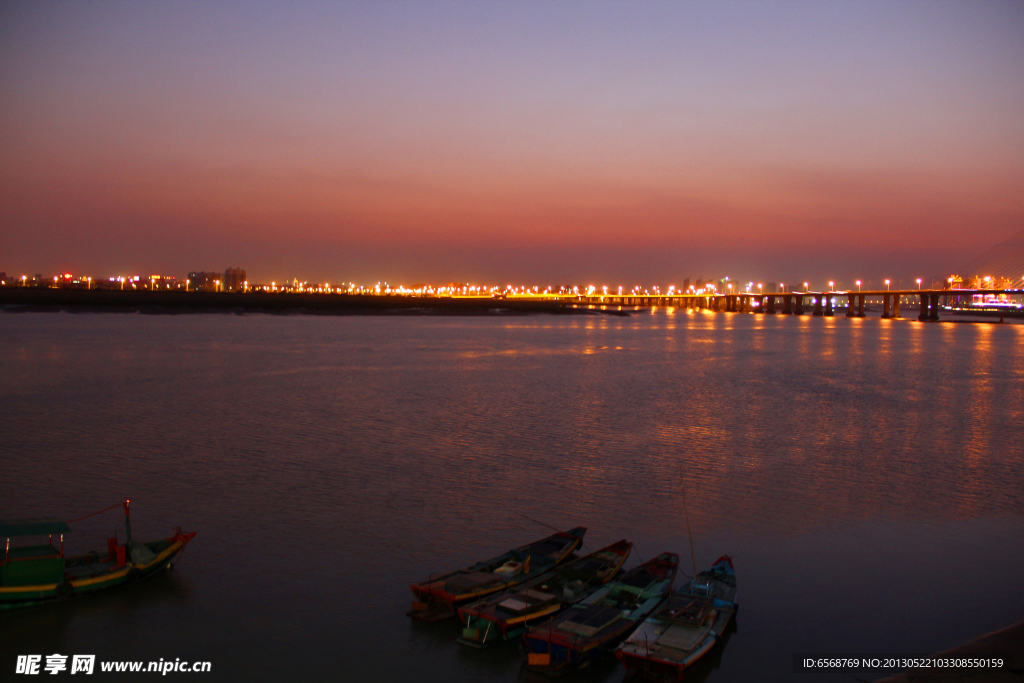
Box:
[1,500,196,610]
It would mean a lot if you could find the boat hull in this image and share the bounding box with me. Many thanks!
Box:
[0,530,195,610]
[408,527,586,621]
[616,619,726,682]
[524,552,679,674]
[456,540,633,647]
[614,555,737,680]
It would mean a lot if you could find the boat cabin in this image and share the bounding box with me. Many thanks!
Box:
[1,520,69,588]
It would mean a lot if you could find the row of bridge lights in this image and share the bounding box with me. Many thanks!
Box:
[593,279,912,296]
[540,276,1017,296]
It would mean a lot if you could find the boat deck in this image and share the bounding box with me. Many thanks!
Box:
[620,606,734,663]
[64,560,120,580]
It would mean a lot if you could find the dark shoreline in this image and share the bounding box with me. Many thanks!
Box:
[0,288,603,316]
[3,289,1018,320]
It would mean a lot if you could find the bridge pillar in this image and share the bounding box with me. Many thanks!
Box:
[825,293,834,316]
[795,295,804,315]
[929,293,940,321]
[882,294,891,318]
[782,295,792,314]
[857,294,865,317]
[767,295,776,313]
[813,295,823,316]
[846,293,856,318]
[918,293,929,321]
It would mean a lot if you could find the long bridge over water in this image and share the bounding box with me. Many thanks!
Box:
[1,286,1020,319]
[547,288,1021,321]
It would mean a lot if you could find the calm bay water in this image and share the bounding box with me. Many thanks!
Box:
[2,310,1022,682]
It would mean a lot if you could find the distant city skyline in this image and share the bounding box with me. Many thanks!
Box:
[2,1,1022,284]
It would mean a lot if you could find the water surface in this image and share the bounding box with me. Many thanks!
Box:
[2,311,1022,681]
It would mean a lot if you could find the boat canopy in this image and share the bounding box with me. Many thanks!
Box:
[0,520,71,538]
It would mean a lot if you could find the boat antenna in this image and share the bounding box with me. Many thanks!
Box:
[679,466,697,581]
[520,514,561,533]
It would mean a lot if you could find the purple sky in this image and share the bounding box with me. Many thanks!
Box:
[2,0,1022,287]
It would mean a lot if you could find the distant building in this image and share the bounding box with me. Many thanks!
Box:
[188,271,222,292]
[682,278,690,291]
[147,275,176,290]
[766,282,778,293]
[224,267,247,291]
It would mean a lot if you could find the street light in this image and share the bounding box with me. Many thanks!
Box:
[828,281,834,291]
[885,279,890,291]
[856,280,861,292]
[803,282,809,292]
[916,278,922,290]
[757,283,763,294]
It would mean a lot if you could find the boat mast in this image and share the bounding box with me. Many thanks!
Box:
[679,469,697,581]
[122,499,133,548]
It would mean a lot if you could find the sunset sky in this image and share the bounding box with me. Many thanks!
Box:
[2,0,1022,286]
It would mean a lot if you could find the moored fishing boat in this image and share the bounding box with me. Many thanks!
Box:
[615,555,737,681]
[457,539,632,647]
[0,500,196,610]
[524,552,678,673]
[409,526,586,621]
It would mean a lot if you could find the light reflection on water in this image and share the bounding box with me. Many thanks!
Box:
[1,311,1022,682]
